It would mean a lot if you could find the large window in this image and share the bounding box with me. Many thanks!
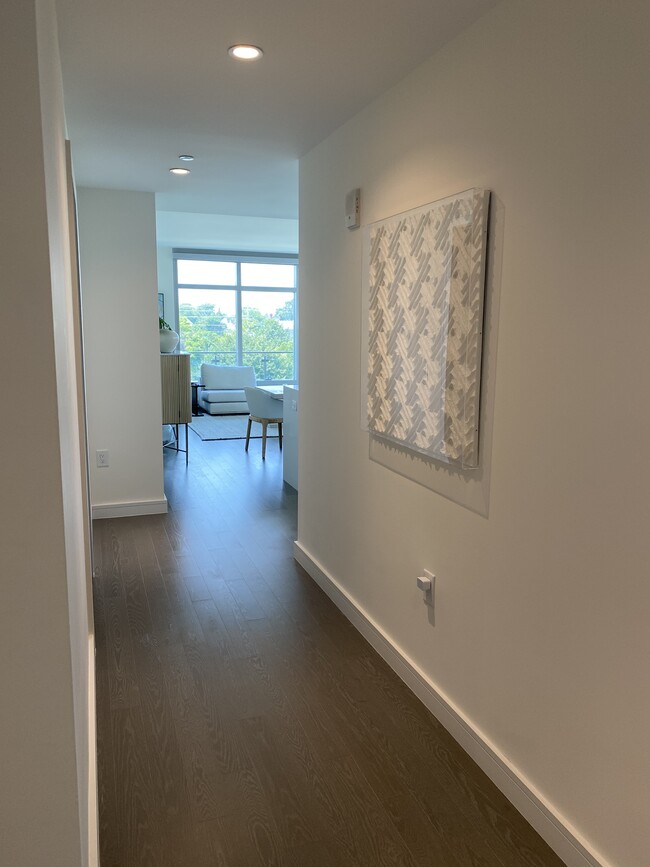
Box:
[175,252,297,384]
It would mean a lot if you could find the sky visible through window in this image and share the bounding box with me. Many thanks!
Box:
[179,287,287,316]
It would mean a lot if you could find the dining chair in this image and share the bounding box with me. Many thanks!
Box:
[243,387,283,460]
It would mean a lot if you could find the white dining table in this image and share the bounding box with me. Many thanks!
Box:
[258,385,285,400]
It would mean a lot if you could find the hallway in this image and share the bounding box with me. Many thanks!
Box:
[93,434,564,866]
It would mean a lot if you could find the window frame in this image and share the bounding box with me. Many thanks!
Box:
[173,249,299,385]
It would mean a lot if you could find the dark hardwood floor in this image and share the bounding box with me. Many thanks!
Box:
[93,430,565,866]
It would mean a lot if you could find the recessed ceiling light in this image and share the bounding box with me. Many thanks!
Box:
[178,154,194,162]
[169,167,190,176]
[228,44,263,61]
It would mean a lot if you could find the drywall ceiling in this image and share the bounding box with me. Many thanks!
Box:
[55,0,498,219]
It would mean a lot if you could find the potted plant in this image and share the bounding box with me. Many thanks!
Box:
[159,317,179,353]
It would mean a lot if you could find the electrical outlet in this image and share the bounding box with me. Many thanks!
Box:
[96,449,110,468]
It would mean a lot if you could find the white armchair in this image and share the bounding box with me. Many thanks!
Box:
[244,387,283,460]
[199,364,256,414]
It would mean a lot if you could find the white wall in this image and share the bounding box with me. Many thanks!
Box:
[156,210,299,253]
[156,210,299,330]
[78,188,166,517]
[0,1,94,864]
[298,2,650,866]
[157,245,175,327]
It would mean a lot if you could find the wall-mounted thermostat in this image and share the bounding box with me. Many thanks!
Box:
[345,188,361,229]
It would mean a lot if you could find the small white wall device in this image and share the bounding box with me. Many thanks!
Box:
[417,569,435,609]
[345,188,361,229]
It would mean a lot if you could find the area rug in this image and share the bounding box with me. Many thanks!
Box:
[189,413,279,442]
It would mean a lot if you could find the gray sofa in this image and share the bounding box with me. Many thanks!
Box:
[198,364,257,414]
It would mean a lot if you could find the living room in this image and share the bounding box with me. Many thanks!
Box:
[77,194,300,518]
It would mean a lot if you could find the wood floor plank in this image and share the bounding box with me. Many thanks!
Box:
[195,815,273,867]
[193,598,233,661]
[110,706,170,866]
[92,437,566,866]
[326,755,420,867]
[136,562,183,651]
[234,650,349,823]
[252,628,469,865]
[207,577,266,659]
[345,651,564,867]
[226,577,267,620]
[182,637,257,773]
[280,837,362,867]
[161,643,241,822]
[92,572,122,867]
[239,714,323,851]
[136,651,190,821]
[160,566,206,647]
[99,523,142,710]
[242,623,481,866]
[247,631,351,771]
[183,568,215,603]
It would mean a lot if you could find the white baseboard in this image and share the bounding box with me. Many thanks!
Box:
[91,497,168,519]
[87,634,99,867]
[293,541,609,867]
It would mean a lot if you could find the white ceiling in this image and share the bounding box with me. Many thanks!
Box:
[55,0,498,220]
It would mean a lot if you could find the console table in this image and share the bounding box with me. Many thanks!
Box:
[161,352,191,464]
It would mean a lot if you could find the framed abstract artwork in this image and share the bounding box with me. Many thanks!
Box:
[363,188,490,469]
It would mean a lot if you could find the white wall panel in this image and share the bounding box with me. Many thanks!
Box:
[78,188,165,515]
[298,2,650,865]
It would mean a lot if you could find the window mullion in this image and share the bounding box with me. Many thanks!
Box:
[236,262,243,366]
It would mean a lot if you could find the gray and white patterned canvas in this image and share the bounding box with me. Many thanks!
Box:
[366,189,490,468]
